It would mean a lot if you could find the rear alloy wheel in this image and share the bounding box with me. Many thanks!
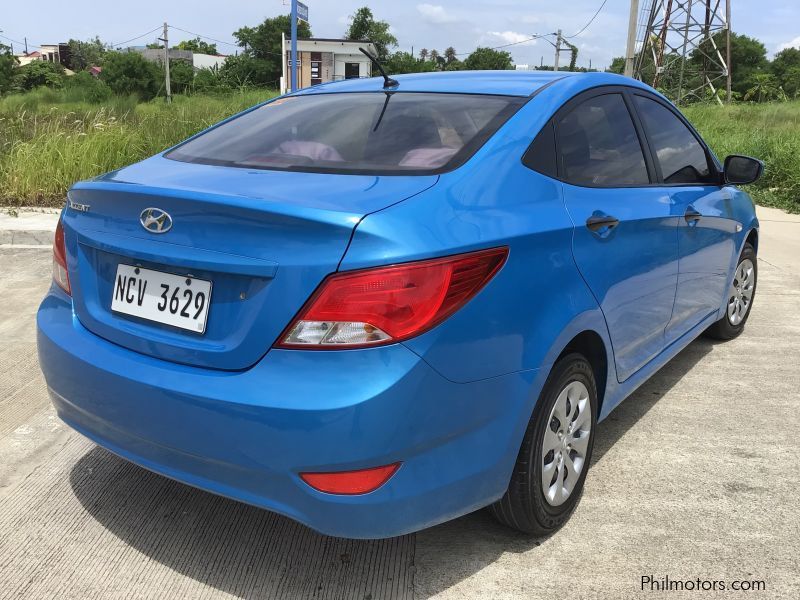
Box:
[491,353,597,535]
[705,242,757,340]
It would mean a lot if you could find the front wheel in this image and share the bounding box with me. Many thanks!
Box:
[704,242,757,340]
[490,353,597,535]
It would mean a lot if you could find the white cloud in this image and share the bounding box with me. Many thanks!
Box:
[417,4,456,24]
[777,36,800,52]
[486,31,538,46]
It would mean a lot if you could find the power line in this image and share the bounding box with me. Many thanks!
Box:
[565,0,609,39]
[168,25,240,50]
[0,33,32,47]
[109,26,162,49]
[454,33,555,56]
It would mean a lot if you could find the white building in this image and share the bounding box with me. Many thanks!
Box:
[280,36,377,93]
[192,53,227,71]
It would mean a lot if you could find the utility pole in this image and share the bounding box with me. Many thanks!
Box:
[290,0,298,92]
[624,0,640,77]
[725,0,731,103]
[160,22,171,103]
[554,29,562,71]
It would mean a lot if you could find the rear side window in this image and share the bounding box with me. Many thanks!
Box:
[166,92,526,174]
[557,94,649,186]
[633,96,715,184]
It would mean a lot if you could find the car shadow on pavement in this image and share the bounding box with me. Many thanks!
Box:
[69,338,715,600]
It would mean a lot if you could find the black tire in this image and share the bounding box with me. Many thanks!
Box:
[704,242,757,341]
[490,353,597,535]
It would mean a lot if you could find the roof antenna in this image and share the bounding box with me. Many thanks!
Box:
[359,47,398,89]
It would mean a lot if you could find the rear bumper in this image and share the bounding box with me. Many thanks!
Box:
[37,288,541,538]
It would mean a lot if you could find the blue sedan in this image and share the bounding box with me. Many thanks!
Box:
[37,70,762,538]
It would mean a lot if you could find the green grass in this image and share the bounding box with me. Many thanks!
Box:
[1,90,798,213]
[0,89,276,206]
[684,101,800,213]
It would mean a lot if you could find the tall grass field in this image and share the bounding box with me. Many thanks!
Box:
[0,89,276,206]
[1,89,798,213]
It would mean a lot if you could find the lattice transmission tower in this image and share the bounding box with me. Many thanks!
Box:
[633,0,731,104]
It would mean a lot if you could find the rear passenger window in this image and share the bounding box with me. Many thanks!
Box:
[522,121,557,178]
[557,94,649,186]
[633,96,715,184]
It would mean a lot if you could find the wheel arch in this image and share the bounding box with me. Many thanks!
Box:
[556,330,609,417]
[745,227,758,254]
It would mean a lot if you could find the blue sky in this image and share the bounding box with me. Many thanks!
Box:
[2,1,798,70]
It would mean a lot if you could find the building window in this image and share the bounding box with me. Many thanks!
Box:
[345,63,360,79]
[311,61,321,85]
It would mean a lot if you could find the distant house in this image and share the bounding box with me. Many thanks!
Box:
[135,48,227,72]
[15,44,72,70]
[280,37,376,93]
[15,51,42,66]
[191,53,227,71]
[136,48,193,64]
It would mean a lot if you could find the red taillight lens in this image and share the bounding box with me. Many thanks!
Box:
[52,218,71,295]
[300,463,401,495]
[278,247,508,348]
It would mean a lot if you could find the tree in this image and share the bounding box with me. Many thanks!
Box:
[743,73,785,102]
[194,67,228,92]
[233,14,312,86]
[66,37,107,71]
[177,37,218,55]
[385,51,436,75]
[344,7,397,61]
[463,47,513,71]
[771,47,800,96]
[419,48,428,61]
[219,54,272,89]
[169,60,195,94]
[0,44,18,95]
[780,65,800,99]
[607,56,625,74]
[100,51,161,99]
[64,70,112,102]
[444,47,457,64]
[14,60,65,91]
[692,32,768,96]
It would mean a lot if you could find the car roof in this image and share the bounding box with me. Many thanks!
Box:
[290,70,654,98]
[290,70,571,97]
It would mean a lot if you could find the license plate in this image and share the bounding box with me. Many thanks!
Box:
[111,264,212,334]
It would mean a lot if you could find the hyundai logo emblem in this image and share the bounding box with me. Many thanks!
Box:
[140,208,173,234]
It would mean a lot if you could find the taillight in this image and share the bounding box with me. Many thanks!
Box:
[300,463,401,495]
[278,247,508,349]
[52,218,71,295]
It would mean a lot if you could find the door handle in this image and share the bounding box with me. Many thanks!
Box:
[586,215,620,232]
[684,207,702,224]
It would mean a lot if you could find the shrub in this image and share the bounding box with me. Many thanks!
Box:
[100,52,160,100]
[14,61,65,91]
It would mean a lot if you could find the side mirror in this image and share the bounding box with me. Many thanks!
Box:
[723,155,764,185]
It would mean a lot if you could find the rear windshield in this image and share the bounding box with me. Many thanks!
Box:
[166,92,526,174]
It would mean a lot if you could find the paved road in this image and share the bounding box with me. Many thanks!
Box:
[0,206,798,599]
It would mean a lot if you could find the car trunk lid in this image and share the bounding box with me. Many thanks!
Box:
[64,156,437,370]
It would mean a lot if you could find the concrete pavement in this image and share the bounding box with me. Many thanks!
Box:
[0,207,797,599]
[0,208,60,246]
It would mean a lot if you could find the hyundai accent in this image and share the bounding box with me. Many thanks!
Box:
[37,70,762,538]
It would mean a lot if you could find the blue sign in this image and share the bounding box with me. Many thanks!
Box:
[297,1,309,22]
